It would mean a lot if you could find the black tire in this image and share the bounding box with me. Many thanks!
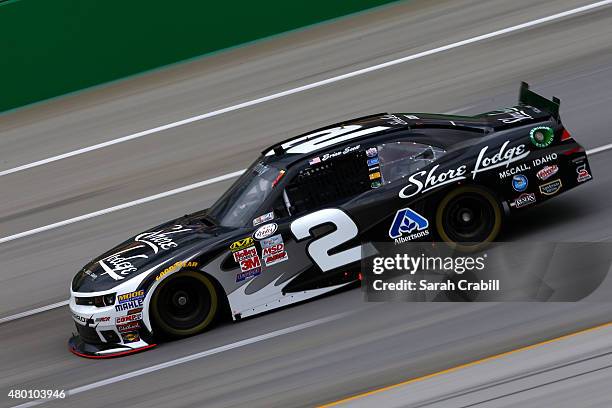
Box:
[150,270,219,338]
[435,186,503,251]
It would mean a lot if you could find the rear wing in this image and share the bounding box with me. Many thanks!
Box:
[519,82,560,120]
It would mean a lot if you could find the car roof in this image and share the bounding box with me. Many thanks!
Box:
[260,112,489,168]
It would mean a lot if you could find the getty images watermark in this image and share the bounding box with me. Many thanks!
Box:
[361,242,612,302]
[371,252,499,293]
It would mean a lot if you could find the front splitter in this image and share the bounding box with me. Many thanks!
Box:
[69,334,157,359]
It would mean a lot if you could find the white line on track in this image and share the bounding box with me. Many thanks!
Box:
[0,143,611,324]
[9,311,352,408]
[0,170,244,245]
[0,300,69,324]
[1,0,611,178]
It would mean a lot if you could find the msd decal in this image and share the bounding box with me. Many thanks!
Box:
[389,208,429,243]
[261,234,288,266]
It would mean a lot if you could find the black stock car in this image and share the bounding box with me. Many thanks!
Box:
[70,83,592,357]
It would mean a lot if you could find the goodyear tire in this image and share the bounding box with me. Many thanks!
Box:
[435,186,503,251]
[150,270,218,338]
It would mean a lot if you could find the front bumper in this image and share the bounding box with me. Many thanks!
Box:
[68,334,156,358]
[69,287,155,358]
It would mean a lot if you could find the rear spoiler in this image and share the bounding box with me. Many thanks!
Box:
[519,82,560,120]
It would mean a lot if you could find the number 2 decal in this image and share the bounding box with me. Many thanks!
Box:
[290,208,361,272]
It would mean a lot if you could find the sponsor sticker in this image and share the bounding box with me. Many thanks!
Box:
[539,179,562,196]
[254,223,278,240]
[511,174,528,192]
[116,313,142,324]
[389,208,429,244]
[230,237,254,252]
[121,331,140,343]
[236,268,262,282]
[117,290,144,304]
[253,211,274,226]
[511,193,536,208]
[529,126,555,148]
[366,147,378,158]
[576,164,592,183]
[233,246,258,262]
[115,299,143,312]
[371,180,382,189]
[72,313,89,325]
[117,321,140,332]
[261,234,288,266]
[239,255,261,272]
[95,316,110,322]
[369,172,382,180]
[155,261,198,281]
[537,165,558,181]
[367,157,379,166]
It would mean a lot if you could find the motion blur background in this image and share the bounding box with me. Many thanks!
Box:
[2,0,612,407]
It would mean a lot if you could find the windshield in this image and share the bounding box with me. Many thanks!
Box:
[377,141,445,184]
[208,162,283,227]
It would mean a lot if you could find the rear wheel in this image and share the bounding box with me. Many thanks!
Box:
[150,270,219,338]
[435,186,502,251]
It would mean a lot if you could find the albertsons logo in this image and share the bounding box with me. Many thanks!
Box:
[389,208,429,243]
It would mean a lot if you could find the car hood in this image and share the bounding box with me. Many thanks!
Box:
[72,214,231,292]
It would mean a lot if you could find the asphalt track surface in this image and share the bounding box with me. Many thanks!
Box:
[2,0,612,406]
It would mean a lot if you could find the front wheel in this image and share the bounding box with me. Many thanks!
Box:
[435,186,503,251]
[150,270,219,338]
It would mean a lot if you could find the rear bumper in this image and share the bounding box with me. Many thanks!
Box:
[68,334,156,359]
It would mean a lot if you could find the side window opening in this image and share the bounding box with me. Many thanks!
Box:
[284,150,371,215]
[377,141,446,184]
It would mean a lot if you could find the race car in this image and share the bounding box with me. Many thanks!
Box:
[69,82,592,357]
